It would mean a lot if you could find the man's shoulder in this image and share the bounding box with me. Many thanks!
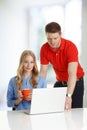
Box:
[61,38,77,49]
[61,37,75,45]
[41,42,49,49]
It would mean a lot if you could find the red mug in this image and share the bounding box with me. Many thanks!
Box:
[22,89,31,99]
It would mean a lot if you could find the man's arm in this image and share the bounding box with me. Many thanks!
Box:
[65,62,78,110]
[67,62,78,95]
[40,64,48,79]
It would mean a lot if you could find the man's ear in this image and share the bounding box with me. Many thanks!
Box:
[59,31,62,36]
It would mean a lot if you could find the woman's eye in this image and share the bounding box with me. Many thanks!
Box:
[25,61,28,63]
[31,61,34,63]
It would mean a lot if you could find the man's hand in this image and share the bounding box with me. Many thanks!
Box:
[65,96,72,110]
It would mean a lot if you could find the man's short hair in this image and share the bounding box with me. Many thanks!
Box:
[45,22,61,33]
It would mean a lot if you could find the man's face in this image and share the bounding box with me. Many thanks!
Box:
[46,32,61,49]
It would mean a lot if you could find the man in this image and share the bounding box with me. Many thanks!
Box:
[40,22,84,110]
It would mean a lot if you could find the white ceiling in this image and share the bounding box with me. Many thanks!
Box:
[22,0,70,6]
[1,0,70,9]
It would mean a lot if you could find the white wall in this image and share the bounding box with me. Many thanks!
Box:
[0,2,29,109]
[81,0,87,107]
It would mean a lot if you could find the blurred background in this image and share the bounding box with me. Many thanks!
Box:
[0,0,87,110]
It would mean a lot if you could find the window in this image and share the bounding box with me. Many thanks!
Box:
[28,0,82,83]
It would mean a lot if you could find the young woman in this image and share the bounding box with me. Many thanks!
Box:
[7,50,47,110]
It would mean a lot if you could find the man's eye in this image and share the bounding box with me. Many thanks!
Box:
[47,38,51,40]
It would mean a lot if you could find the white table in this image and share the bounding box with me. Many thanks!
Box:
[0,108,87,130]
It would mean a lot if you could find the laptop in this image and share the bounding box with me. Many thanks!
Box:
[24,87,67,115]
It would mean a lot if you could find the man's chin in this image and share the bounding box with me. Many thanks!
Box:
[51,46,57,49]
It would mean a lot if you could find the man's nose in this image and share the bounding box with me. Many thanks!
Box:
[51,39,55,44]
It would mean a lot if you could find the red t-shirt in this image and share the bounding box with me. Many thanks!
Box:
[40,38,84,81]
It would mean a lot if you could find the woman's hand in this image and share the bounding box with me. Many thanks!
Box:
[14,90,23,105]
[24,93,32,101]
[17,90,23,99]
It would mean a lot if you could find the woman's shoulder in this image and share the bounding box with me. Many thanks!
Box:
[8,76,17,89]
[37,76,47,88]
[38,76,46,81]
[9,76,17,83]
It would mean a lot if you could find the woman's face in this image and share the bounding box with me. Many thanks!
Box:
[23,55,35,74]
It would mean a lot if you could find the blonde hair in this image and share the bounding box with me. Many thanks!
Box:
[15,50,39,89]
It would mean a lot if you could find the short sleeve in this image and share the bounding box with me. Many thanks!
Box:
[67,43,78,63]
[40,44,49,65]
